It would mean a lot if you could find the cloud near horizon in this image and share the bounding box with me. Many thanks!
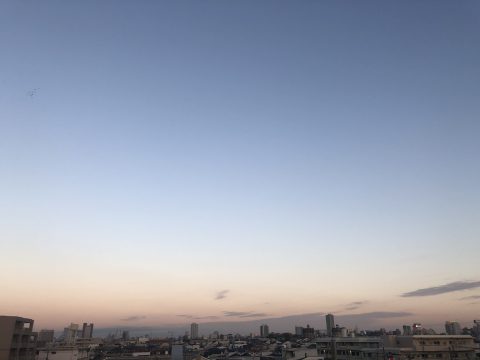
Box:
[223,311,268,318]
[401,281,480,297]
[176,314,194,318]
[215,290,230,300]
[121,315,146,321]
[337,311,413,319]
[194,316,219,320]
[345,301,367,311]
[176,314,219,320]
[459,295,480,301]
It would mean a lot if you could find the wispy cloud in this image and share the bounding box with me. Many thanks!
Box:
[215,289,230,300]
[344,311,413,319]
[121,315,146,322]
[176,314,194,318]
[401,281,480,297]
[345,301,367,311]
[239,312,268,318]
[177,314,219,320]
[459,295,480,301]
[224,311,250,317]
[223,311,269,318]
[194,316,219,320]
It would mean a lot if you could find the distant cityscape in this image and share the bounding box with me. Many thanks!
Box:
[1,314,479,360]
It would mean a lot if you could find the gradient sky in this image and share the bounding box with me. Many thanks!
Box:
[1,1,479,332]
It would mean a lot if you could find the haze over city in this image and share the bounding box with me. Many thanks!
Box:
[1,1,479,332]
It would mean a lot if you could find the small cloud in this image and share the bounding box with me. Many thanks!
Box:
[459,295,480,301]
[176,314,194,318]
[352,311,413,319]
[194,316,219,320]
[224,311,250,317]
[401,281,480,297]
[215,290,230,300]
[345,301,367,311]
[239,312,268,318]
[349,301,366,306]
[223,311,268,318]
[121,315,146,322]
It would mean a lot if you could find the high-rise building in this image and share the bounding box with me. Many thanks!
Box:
[326,314,335,337]
[81,323,94,339]
[295,326,304,336]
[0,316,37,360]
[474,320,480,342]
[403,325,412,335]
[190,323,199,339]
[63,323,79,344]
[303,324,315,339]
[260,324,269,337]
[445,321,461,335]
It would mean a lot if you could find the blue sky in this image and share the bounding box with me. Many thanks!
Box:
[1,1,479,330]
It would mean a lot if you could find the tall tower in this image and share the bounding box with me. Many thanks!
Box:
[190,323,199,339]
[63,323,79,344]
[260,324,269,337]
[326,314,335,337]
[82,323,94,338]
[445,321,461,335]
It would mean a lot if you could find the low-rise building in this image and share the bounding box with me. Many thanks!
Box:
[316,336,383,360]
[35,346,89,360]
[383,335,477,360]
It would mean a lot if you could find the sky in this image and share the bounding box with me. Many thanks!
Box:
[0,0,479,332]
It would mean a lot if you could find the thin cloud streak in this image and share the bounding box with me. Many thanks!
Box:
[194,316,219,320]
[238,313,268,318]
[215,290,230,300]
[401,281,480,297]
[459,295,480,300]
[338,312,413,319]
[223,311,269,318]
[224,311,250,317]
[345,301,367,311]
[121,315,146,321]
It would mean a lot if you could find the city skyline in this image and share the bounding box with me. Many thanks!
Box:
[1,1,479,330]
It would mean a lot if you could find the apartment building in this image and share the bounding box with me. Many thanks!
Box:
[0,316,37,360]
